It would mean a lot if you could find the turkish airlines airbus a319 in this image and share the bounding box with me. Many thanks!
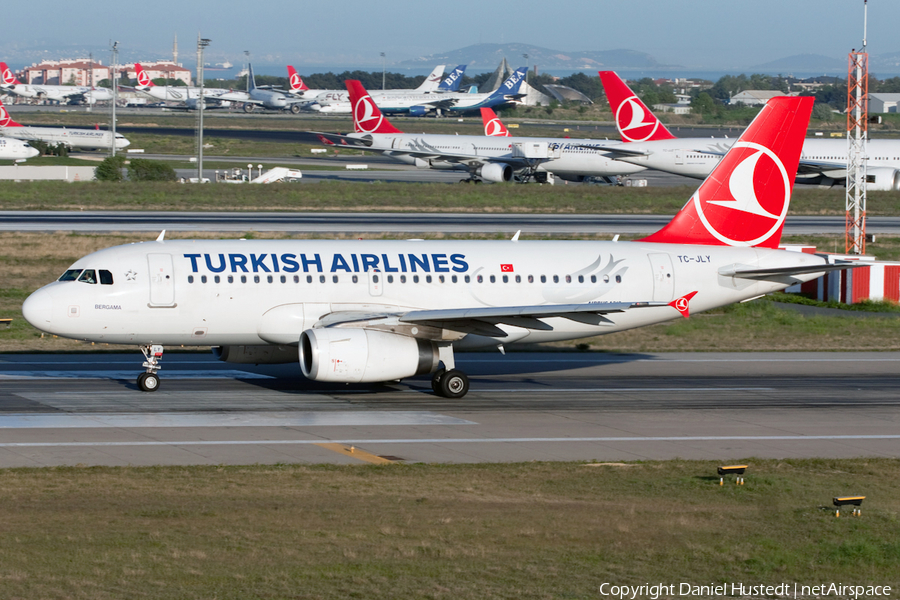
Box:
[23,96,862,397]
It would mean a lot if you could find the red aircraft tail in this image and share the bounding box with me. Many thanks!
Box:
[640,96,813,249]
[134,64,154,87]
[287,66,308,92]
[344,80,403,134]
[0,98,23,127]
[480,107,510,137]
[0,62,22,86]
[599,71,676,142]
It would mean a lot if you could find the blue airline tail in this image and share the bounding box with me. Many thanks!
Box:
[247,63,257,92]
[437,65,467,92]
[482,67,528,107]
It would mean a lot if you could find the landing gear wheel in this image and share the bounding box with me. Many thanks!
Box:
[431,369,446,395]
[243,103,254,113]
[290,104,301,114]
[439,369,469,398]
[139,372,160,392]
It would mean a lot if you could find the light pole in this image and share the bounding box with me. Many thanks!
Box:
[110,41,118,157]
[197,36,211,183]
[522,53,529,85]
[381,52,386,90]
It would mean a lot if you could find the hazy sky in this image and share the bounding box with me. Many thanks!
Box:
[2,0,894,70]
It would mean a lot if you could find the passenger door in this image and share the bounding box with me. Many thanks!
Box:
[147,253,176,307]
[648,253,674,302]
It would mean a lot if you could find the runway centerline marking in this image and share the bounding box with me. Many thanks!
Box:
[1,435,898,448]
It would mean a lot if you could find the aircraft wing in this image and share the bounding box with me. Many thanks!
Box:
[718,260,860,280]
[315,301,667,339]
[310,132,372,147]
[795,159,846,175]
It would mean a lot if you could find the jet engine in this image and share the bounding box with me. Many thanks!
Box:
[408,105,429,117]
[213,345,299,364]
[477,162,513,183]
[866,167,900,191]
[299,328,439,383]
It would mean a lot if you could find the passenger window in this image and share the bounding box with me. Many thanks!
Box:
[502,275,508,283]
[566,275,572,283]
[294,275,300,283]
[439,275,444,283]
[99,270,114,285]
[333,275,339,283]
[214,275,220,283]
[464,275,470,283]
[426,275,432,283]
[58,269,82,282]
[241,275,247,283]
[528,275,534,283]
[188,275,194,284]
[477,275,483,283]
[319,275,326,283]
[490,275,496,283]
[553,275,559,283]
[451,275,457,283]
[267,275,273,283]
[77,269,97,284]
[603,275,610,283]
[280,275,286,283]
[201,275,207,284]
[254,275,260,283]
[591,275,597,283]
[413,275,419,283]
[228,275,234,283]
[515,275,521,283]
[578,275,584,283]
[615,275,622,283]
[540,275,547,283]
[352,275,359,283]
[400,275,407,283]
[307,275,313,283]
[387,275,393,283]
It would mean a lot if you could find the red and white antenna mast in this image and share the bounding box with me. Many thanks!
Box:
[846,0,868,255]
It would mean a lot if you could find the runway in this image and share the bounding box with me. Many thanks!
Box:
[4,211,896,235]
[0,352,897,467]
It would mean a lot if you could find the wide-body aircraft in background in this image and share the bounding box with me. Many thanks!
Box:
[1,62,112,104]
[131,64,234,109]
[0,99,130,150]
[315,81,645,183]
[599,71,900,191]
[24,96,865,398]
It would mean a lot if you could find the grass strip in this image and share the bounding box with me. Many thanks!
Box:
[0,460,897,599]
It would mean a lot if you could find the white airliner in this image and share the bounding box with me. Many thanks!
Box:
[23,96,862,397]
[0,100,130,150]
[314,81,645,183]
[0,136,39,160]
[599,71,900,191]
[132,63,233,108]
[313,68,527,116]
[1,62,113,104]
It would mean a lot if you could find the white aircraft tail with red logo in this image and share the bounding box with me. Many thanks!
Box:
[480,107,510,137]
[287,66,308,92]
[345,80,403,134]
[599,71,676,143]
[134,64,154,88]
[0,98,23,127]
[0,62,21,86]
[641,96,813,249]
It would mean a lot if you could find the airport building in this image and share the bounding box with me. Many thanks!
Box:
[730,90,796,106]
[23,59,110,86]
[122,62,192,85]
[869,93,900,114]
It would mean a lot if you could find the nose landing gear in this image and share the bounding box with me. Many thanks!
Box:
[138,344,164,392]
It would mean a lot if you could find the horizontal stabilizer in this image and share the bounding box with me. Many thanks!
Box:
[718,260,860,280]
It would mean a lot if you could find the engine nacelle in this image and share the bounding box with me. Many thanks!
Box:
[299,328,439,383]
[866,167,900,191]
[408,105,428,117]
[213,345,299,364]
[477,162,513,183]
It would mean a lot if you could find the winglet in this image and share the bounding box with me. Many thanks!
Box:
[156,230,166,242]
[669,291,698,318]
[344,80,403,134]
[599,71,676,142]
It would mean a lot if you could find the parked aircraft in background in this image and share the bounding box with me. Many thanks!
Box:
[216,63,313,113]
[0,99,130,150]
[599,71,900,191]
[132,64,233,108]
[1,62,112,104]
[0,136,39,160]
[22,96,861,398]
[313,68,528,116]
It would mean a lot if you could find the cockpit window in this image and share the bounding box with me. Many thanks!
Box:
[59,269,82,282]
[77,269,97,284]
[99,270,114,285]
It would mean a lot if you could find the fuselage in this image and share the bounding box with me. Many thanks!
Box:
[0,136,39,159]
[354,132,646,178]
[139,85,230,102]
[617,137,900,187]
[0,126,129,150]
[23,239,826,350]
[1,83,112,103]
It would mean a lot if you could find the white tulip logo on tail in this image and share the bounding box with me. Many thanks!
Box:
[353,95,383,133]
[615,95,660,142]
[137,69,150,87]
[2,67,16,86]
[289,73,302,91]
[0,106,11,127]
[484,117,508,137]
[693,141,790,246]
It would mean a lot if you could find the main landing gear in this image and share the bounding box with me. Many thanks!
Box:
[429,344,469,398]
[137,344,164,392]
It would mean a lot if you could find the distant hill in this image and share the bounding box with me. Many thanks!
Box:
[399,43,676,70]
[748,53,846,74]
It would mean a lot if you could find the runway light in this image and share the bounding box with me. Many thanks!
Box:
[833,496,865,517]
[717,465,747,486]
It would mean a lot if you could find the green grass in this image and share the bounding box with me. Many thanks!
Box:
[4,180,900,215]
[0,460,897,599]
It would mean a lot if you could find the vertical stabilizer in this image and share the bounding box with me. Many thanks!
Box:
[345,80,403,134]
[599,71,676,142]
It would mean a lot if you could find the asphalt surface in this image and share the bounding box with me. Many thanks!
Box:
[0,352,897,467]
[4,211,900,236]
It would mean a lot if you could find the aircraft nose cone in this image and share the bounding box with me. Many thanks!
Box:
[26,146,40,158]
[22,288,52,328]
